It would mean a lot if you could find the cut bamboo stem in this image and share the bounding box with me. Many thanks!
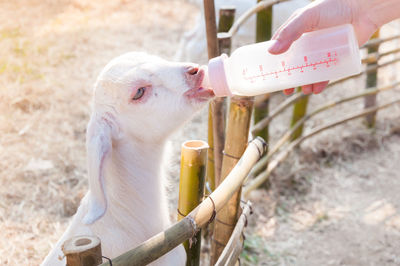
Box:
[62,235,102,266]
[249,81,400,178]
[290,87,310,141]
[211,96,254,264]
[178,140,208,266]
[215,201,252,266]
[218,6,236,32]
[244,98,400,197]
[99,138,267,266]
[364,30,380,128]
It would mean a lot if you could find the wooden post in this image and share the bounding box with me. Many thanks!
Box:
[62,235,102,266]
[364,29,380,128]
[178,140,208,266]
[253,0,272,187]
[203,0,224,199]
[211,96,254,264]
[290,87,310,141]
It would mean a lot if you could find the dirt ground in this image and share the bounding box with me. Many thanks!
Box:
[1,1,400,265]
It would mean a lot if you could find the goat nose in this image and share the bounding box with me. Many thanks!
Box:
[186,66,199,76]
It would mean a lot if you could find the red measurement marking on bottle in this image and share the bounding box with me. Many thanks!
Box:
[242,51,338,82]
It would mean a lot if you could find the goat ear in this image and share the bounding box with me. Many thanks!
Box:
[83,113,118,225]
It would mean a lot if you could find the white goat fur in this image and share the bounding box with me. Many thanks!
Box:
[42,52,213,265]
[176,0,311,64]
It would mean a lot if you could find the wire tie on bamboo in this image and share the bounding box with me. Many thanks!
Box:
[176,208,200,248]
[215,218,236,227]
[249,137,268,157]
[102,256,113,266]
[222,150,241,160]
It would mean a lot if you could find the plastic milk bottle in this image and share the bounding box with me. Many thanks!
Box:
[206,24,361,97]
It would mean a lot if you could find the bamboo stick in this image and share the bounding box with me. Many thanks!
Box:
[362,34,400,49]
[362,48,400,64]
[215,201,252,266]
[178,140,208,266]
[329,57,400,86]
[290,87,310,141]
[364,30,380,128]
[211,96,254,264]
[252,0,272,178]
[249,82,399,178]
[62,235,102,266]
[251,92,305,136]
[99,138,267,266]
[225,239,243,266]
[243,98,400,197]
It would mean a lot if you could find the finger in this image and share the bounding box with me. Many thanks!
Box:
[312,81,329,94]
[302,84,313,95]
[269,9,317,54]
[283,88,295,95]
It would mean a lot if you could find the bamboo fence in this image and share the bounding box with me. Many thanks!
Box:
[98,138,266,266]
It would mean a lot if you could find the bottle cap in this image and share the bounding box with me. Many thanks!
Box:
[208,54,232,97]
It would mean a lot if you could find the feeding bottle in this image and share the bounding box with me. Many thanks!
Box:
[206,24,362,97]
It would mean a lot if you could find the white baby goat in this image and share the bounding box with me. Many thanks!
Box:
[42,52,214,265]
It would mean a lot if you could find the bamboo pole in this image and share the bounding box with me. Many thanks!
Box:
[62,235,102,266]
[362,48,400,64]
[206,111,216,192]
[99,138,267,266]
[204,0,224,193]
[178,140,208,266]
[211,96,254,264]
[243,98,400,197]
[364,30,380,128]
[215,201,252,266]
[252,0,272,178]
[290,87,310,141]
[210,6,236,187]
[249,81,399,178]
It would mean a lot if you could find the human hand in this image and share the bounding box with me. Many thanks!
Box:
[269,0,380,95]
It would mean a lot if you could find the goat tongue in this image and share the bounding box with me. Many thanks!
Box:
[184,86,214,101]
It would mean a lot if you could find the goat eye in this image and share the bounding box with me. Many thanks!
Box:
[132,87,146,100]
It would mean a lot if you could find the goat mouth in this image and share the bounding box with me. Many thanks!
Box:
[184,68,215,102]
